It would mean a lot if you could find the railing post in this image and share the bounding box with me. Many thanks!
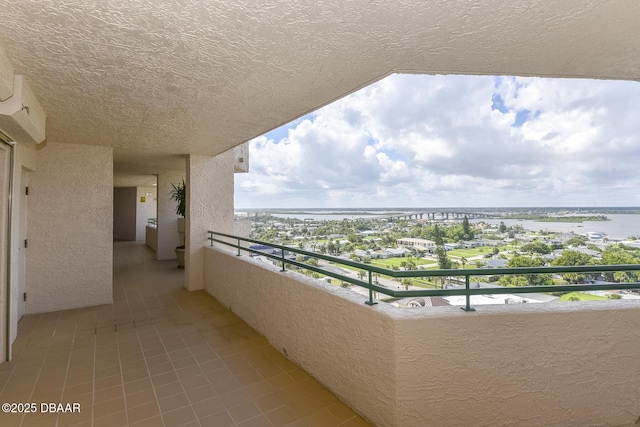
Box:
[461,274,476,312]
[365,270,377,306]
[281,249,286,272]
[236,238,241,256]
[209,232,214,247]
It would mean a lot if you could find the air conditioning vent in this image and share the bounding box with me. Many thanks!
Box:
[0,129,14,145]
[0,75,46,144]
[0,48,14,102]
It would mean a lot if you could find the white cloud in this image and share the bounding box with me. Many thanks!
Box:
[235,74,640,208]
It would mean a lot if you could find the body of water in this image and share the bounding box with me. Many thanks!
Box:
[270,213,388,221]
[264,211,640,240]
[471,214,640,241]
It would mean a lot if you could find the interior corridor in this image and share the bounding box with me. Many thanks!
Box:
[0,241,370,427]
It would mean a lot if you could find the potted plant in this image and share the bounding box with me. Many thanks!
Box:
[170,179,186,268]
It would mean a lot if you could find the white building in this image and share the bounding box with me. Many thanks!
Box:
[396,237,436,252]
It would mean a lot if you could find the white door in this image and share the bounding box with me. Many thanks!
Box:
[17,170,27,320]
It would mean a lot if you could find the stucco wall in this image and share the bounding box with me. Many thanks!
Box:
[113,187,137,241]
[204,246,397,427]
[136,186,156,241]
[205,246,640,427]
[27,141,113,314]
[395,304,640,427]
[186,151,235,291]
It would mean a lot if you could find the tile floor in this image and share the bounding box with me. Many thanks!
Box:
[0,241,371,427]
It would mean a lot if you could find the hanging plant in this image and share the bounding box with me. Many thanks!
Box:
[169,179,186,217]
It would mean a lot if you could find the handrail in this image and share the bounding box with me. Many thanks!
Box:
[207,231,640,311]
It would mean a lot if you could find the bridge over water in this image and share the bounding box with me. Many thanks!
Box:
[381,210,499,221]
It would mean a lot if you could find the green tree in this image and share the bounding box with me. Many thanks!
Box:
[460,256,468,269]
[499,221,507,233]
[601,247,640,282]
[499,255,552,287]
[327,241,336,255]
[520,241,551,255]
[551,250,593,283]
[462,216,474,239]
[565,235,588,247]
[434,225,452,270]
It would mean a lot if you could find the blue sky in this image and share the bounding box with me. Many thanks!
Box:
[235,74,640,208]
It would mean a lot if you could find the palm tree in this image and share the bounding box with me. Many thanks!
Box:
[460,256,468,269]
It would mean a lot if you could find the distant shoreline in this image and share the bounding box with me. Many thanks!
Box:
[238,207,640,215]
[499,215,610,223]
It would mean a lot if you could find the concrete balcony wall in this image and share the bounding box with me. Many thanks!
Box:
[205,246,397,427]
[205,245,640,427]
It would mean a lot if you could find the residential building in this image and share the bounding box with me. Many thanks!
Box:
[1,2,640,427]
[396,238,435,252]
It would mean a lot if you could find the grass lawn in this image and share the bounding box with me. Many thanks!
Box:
[559,292,607,301]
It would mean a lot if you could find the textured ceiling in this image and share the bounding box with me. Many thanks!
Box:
[1,1,640,185]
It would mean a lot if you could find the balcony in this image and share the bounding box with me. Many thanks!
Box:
[0,242,370,427]
[204,232,640,427]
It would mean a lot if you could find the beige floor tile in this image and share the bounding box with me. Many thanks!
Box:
[237,414,276,427]
[191,396,226,418]
[94,374,123,391]
[338,415,372,427]
[127,401,161,424]
[162,405,197,427]
[185,384,216,404]
[125,388,157,409]
[266,404,303,427]
[122,368,150,383]
[93,384,123,402]
[124,378,153,395]
[129,414,164,427]
[198,410,236,427]
[64,371,94,388]
[228,401,263,424]
[155,381,185,400]
[93,396,126,419]
[4,242,370,427]
[180,374,209,392]
[290,397,324,418]
[158,392,190,413]
[93,410,127,427]
[304,408,342,427]
[244,380,276,400]
[219,388,252,408]
[0,413,23,427]
[327,401,358,422]
[152,371,180,388]
[148,361,174,376]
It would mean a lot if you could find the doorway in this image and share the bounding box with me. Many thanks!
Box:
[17,169,27,320]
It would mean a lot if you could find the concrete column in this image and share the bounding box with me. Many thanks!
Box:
[157,172,184,260]
[185,150,234,291]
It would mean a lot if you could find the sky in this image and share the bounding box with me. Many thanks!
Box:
[234,74,640,209]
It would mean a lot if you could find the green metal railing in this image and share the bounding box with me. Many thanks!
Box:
[208,231,640,311]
